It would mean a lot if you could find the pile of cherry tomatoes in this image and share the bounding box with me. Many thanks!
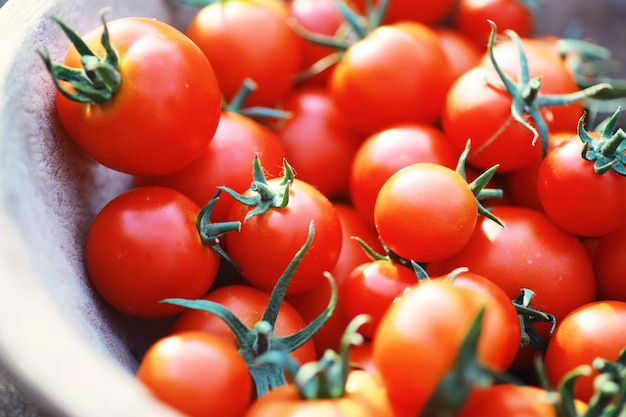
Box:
[40,0,626,415]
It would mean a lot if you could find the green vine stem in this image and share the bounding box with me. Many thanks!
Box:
[162,222,338,397]
[512,288,556,352]
[38,9,121,104]
[223,78,292,121]
[579,108,626,175]
[484,20,612,158]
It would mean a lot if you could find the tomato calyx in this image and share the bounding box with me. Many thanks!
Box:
[224,78,292,121]
[512,288,556,352]
[220,154,294,220]
[421,307,519,416]
[196,190,242,268]
[38,9,120,104]
[457,140,506,227]
[258,314,370,400]
[579,108,626,175]
[351,236,429,281]
[162,222,338,397]
[484,20,611,157]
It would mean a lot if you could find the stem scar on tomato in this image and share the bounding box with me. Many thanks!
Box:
[483,20,612,158]
[162,222,338,397]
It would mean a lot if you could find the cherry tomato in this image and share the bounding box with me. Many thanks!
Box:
[374,163,478,263]
[594,225,626,301]
[352,0,457,25]
[85,186,221,318]
[135,111,286,223]
[53,17,221,176]
[544,300,626,403]
[433,26,484,81]
[273,86,364,200]
[186,0,302,107]
[171,284,317,365]
[329,21,452,135]
[137,331,252,417]
[243,370,395,417]
[349,123,459,227]
[225,177,343,295]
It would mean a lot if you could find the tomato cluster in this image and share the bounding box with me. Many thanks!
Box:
[40,0,626,416]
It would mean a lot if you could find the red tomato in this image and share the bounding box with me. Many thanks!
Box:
[374,163,479,263]
[373,279,521,416]
[433,26,484,82]
[85,186,222,318]
[544,300,626,403]
[349,123,459,227]
[171,284,317,365]
[340,260,417,339]
[273,86,364,200]
[225,176,343,295]
[287,203,381,355]
[426,206,597,339]
[135,111,286,223]
[537,135,626,237]
[452,0,534,46]
[329,21,452,135]
[594,225,626,301]
[186,0,302,107]
[457,384,587,417]
[52,17,221,176]
[243,370,395,417]
[137,331,252,417]
[352,0,457,25]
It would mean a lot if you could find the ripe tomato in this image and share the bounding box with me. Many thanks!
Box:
[452,0,534,46]
[85,186,222,318]
[137,331,252,417]
[544,300,626,403]
[272,86,364,200]
[243,369,395,417]
[433,26,484,81]
[426,206,597,341]
[171,284,317,365]
[225,176,343,295]
[537,133,626,237]
[50,17,221,176]
[135,111,286,223]
[373,279,521,416]
[329,21,452,135]
[339,260,417,339]
[352,0,457,25]
[593,225,626,301]
[457,384,587,417]
[374,163,479,263]
[349,123,459,227]
[186,0,302,107]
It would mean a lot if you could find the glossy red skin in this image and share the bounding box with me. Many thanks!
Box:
[287,203,381,355]
[57,18,221,176]
[453,0,534,46]
[433,26,484,82]
[329,22,452,136]
[137,331,253,417]
[544,300,626,403]
[478,37,585,134]
[340,260,417,339]
[349,123,459,227]
[426,206,597,324]
[171,284,317,364]
[352,0,457,25]
[593,225,626,301]
[374,163,478,263]
[442,65,545,173]
[225,178,343,295]
[373,280,522,416]
[85,186,220,318]
[288,0,348,86]
[243,370,396,417]
[273,86,364,200]
[537,136,626,237]
[186,0,302,107]
[135,111,286,223]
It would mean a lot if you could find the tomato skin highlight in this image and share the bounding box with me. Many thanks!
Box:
[374,163,478,263]
[137,331,253,417]
[57,18,221,176]
[85,186,220,318]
